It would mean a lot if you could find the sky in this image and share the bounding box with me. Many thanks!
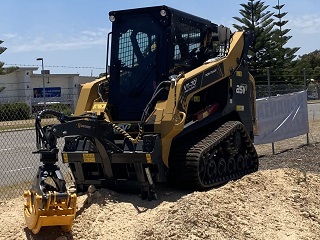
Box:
[0,0,319,77]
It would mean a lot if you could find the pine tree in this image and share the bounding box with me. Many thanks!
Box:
[272,0,299,81]
[0,40,17,75]
[0,40,7,75]
[233,0,275,83]
[233,0,300,84]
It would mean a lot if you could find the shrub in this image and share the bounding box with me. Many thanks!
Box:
[32,103,73,119]
[47,103,73,116]
[0,102,30,121]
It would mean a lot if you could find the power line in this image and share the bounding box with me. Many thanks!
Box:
[4,63,104,70]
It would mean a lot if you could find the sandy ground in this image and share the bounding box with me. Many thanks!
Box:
[1,121,320,240]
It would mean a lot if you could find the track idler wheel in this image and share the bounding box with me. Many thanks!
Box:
[24,190,77,234]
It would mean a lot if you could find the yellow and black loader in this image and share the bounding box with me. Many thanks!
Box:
[24,5,259,233]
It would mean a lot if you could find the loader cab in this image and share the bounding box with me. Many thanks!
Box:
[107,6,218,121]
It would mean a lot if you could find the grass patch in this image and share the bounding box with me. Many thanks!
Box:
[0,181,32,201]
[0,118,59,131]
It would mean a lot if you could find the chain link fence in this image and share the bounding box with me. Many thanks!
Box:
[1,70,320,201]
[0,97,76,201]
[254,68,320,99]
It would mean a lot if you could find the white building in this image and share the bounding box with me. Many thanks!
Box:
[0,67,96,111]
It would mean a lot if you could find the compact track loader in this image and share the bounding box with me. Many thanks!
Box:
[24,5,259,233]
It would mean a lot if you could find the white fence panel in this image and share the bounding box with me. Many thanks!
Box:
[254,91,309,145]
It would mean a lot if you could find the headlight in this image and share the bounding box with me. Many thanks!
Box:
[109,14,116,22]
[160,9,167,17]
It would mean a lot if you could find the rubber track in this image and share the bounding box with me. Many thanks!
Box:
[169,121,259,189]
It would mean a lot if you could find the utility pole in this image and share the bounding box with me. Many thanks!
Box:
[36,58,46,109]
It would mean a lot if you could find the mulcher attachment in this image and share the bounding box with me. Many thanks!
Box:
[24,152,77,234]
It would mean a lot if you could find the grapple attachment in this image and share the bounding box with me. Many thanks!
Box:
[24,190,77,234]
[24,148,77,234]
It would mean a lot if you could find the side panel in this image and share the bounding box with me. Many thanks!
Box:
[177,63,225,112]
[228,66,254,134]
[74,78,106,116]
[155,31,255,166]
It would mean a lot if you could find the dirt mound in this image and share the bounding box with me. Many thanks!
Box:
[1,143,320,240]
[137,168,320,240]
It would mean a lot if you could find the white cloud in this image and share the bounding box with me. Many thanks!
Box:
[2,33,18,39]
[287,14,320,35]
[81,28,106,37]
[9,28,110,53]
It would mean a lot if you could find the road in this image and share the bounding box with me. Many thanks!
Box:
[1,103,320,187]
[0,129,68,187]
[308,102,320,121]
